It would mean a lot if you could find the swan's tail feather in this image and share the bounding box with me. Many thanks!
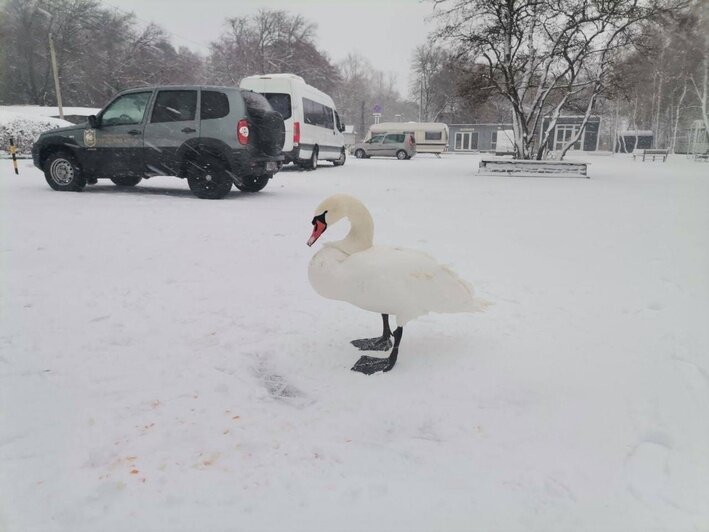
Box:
[467,297,492,313]
[439,265,491,314]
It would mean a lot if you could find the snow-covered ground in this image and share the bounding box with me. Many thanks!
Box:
[1,154,708,531]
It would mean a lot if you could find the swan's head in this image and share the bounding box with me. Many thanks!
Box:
[307,194,359,247]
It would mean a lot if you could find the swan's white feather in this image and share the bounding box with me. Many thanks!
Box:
[309,244,486,325]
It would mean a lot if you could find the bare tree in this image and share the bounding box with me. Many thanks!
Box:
[433,0,685,159]
[689,2,709,135]
[0,0,206,106]
[206,9,339,94]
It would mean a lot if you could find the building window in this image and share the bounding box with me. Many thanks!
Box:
[554,124,583,151]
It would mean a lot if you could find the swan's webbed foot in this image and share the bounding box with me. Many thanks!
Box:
[351,355,395,375]
[350,336,392,351]
[351,314,393,351]
[351,327,403,375]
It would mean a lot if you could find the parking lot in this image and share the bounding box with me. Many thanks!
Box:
[2,153,708,531]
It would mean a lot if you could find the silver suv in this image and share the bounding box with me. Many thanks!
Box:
[32,86,285,199]
[353,133,416,160]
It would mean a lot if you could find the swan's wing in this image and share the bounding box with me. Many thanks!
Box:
[341,246,482,321]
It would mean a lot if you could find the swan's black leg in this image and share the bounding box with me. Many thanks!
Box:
[352,327,403,375]
[350,314,393,351]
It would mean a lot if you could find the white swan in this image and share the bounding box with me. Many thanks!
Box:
[307,194,488,374]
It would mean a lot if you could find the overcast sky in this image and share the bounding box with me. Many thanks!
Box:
[109,0,436,97]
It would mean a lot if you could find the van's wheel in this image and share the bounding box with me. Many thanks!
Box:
[307,147,319,170]
[333,149,346,166]
[43,151,86,192]
[186,157,233,199]
[110,176,142,187]
[236,174,270,192]
[396,150,408,160]
[355,149,365,159]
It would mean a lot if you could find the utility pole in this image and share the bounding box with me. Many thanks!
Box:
[419,80,423,122]
[48,33,64,120]
[360,101,365,142]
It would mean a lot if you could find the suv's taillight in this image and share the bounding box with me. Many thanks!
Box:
[237,119,250,145]
[293,121,300,146]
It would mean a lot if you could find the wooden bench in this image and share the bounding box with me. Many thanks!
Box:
[632,149,669,162]
[478,158,589,178]
[693,153,709,162]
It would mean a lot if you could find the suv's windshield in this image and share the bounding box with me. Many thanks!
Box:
[262,93,291,120]
[101,92,152,126]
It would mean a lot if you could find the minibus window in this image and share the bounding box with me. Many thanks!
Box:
[263,93,292,120]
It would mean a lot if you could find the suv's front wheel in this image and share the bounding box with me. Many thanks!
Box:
[186,158,233,199]
[44,151,86,192]
[236,174,270,193]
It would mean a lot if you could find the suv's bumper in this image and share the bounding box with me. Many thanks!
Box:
[228,151,284,176]
[31,142,42,169]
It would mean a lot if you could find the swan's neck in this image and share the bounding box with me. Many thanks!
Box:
[332,202,374,255]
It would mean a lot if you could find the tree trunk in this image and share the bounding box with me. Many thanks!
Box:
[671,81,687,154]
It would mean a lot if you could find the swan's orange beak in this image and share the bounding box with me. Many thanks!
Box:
[308,213,327,247]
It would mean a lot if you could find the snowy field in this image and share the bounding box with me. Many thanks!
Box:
[1,154,708,531]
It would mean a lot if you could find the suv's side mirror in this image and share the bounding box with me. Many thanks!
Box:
[338,121,345,133]
[88,115,99,128]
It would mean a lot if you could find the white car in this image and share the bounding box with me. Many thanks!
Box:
[240,73,346,169]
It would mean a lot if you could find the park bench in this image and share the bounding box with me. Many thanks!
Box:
[693,153,709,162]
[478,158,589,178]
[632,148,669,162]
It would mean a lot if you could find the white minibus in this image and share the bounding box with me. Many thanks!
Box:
[240,73,346,169]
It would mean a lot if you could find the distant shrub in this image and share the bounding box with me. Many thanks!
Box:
[0,113,71,158]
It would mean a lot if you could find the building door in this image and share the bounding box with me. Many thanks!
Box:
[455,132,479,151]
[554,125,583,151]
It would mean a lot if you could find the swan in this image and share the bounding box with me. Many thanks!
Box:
[307,194,488,375]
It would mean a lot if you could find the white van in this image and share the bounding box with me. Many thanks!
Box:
[366,122,449,155]
[239,73,346,169]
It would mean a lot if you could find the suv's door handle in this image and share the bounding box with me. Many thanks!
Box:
[128,129,141,136]
[182,127,196,134]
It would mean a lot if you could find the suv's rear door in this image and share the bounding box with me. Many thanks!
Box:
[87,90,152,177]
[144,89,199,175]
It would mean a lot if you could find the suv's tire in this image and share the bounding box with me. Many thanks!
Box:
[396,150,408,160]
[307,147,319,170]
[355,149,365,159]
[43,151,86,192]
[110,176,142,187]
[236,174,270,193]
[186,157,233,199]
[333,149,346,166]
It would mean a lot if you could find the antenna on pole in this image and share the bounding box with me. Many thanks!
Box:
[49,33,64,120]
